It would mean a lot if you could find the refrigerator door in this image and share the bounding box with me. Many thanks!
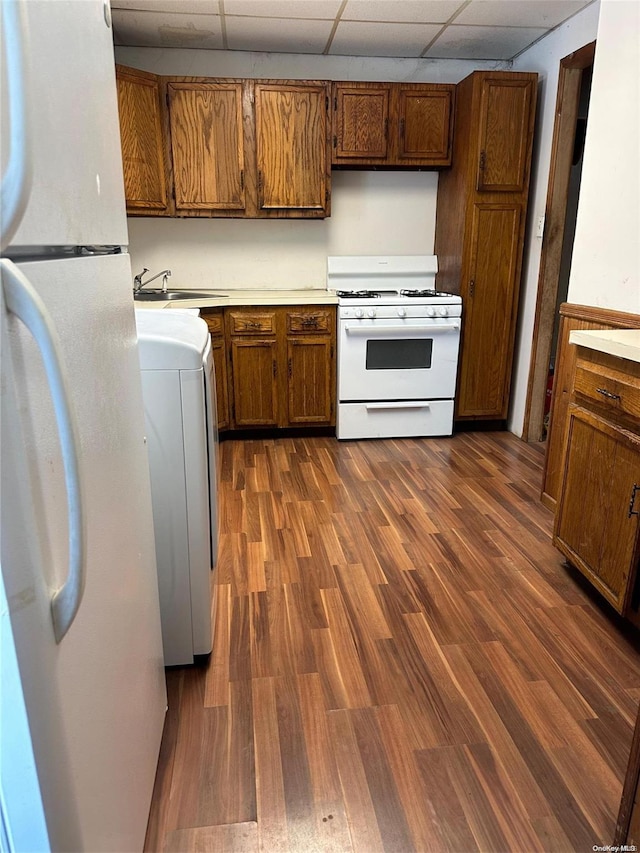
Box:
[1,0,128,249]
[0,252,166,852]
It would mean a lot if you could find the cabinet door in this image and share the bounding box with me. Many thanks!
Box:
[167,82,245,212]
[255,83,330,215]
[332,84,390,162]
[555,406,640,612]
[396,86,453,165]
[286,337,334,426]
[201,312,230,429]
[230,339,279,426]
[116,66,169,214]
[476,77,536,192]
[457,203,522,418]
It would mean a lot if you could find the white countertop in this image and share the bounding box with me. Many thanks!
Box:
[570,328,640,363]
[134,288,339,310]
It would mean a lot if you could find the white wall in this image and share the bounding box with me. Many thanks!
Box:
[127,171,438,290]
[567,0,640,312]
[116,46,499,291]
[508,1,601,436]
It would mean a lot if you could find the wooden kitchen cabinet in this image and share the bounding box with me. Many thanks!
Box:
[201,310,230,430]
[553,345,640,614]
[116,69,331,219]
[254,82,331,216]
[285,309,335,425]
[166,81,246,214]
[435,71,537,420]
[227,310,279,427]
[116,65,170,215]
[223,306,335,430]
[331,82,454,167]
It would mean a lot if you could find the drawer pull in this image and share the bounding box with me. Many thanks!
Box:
[596,387,621,401]
[628,484,640,518]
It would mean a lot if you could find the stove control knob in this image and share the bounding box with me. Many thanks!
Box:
[367,308,377,318]
[355,308,365,319]
[397,307,407,318]
[427,306,436,318]
[439,306,449,317]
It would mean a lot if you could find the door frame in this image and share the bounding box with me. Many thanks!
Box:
[521,42,596,442]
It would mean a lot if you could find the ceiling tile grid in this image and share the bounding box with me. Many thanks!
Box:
[111,0,594,61]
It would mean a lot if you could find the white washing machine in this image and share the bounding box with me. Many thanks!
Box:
[135,310,218,666]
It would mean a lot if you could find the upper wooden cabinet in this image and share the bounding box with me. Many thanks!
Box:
[434,71,537,421]
[475,77,536,192]
[167,81,246,213]
[331,82,454,167]
[115,68,331,219]
[255,82,331,215]
[115,66,170,215]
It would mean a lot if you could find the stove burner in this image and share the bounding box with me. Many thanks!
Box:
[336,290,380,299]
[400,288,451,298]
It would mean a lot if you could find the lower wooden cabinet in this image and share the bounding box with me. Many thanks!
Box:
[201,305,336,431]
[553,344,640,615]
[201,310,230,430]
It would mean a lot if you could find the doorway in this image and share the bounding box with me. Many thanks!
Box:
[521,42,595,443]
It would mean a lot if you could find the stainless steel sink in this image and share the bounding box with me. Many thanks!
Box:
[134,289,228,301]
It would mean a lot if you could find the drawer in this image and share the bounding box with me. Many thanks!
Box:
[287,309,333,335]
[201,312,224,335]
[228,311,276,335]
[574,354,640,422]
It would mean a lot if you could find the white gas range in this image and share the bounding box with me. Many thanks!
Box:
[327,255,462,440]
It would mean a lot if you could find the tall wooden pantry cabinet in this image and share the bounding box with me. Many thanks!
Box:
[435,71,538,421]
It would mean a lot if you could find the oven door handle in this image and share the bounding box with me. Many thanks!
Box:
[365,401,431,410]
[344,323,460,335]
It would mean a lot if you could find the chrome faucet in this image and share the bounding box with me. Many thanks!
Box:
[133,268,172,293]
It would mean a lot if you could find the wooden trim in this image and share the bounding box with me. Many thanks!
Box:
[559,302,640,327]
[522,42,595,442]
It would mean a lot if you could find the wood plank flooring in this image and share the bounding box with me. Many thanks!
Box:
[144,432,640,852]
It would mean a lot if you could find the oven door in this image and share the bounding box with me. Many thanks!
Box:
[338,317,461,402]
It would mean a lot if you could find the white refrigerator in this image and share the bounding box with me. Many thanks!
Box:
[1,1,167,851]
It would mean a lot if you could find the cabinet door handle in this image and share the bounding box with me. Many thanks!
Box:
[628,484,640,518]
[469,279,475,297]
[288,357,292,378]
[596,387,621,401]
[399,117,405,139]
[273,360,277,378]
[479,150,486,171]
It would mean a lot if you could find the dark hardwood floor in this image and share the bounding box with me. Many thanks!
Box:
[144,432,640,852]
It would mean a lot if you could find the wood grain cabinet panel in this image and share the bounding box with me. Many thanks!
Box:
[332,82,454,167]
[333,84,391,161]
[457,203,522,418]
[554,404,640,613]
[167,81,245,212]
[255,82,331,216]
[476,77,535,192]
[396,85,453,165]
[222,306,335,430]
[201,310,230,431]
[434,70,537,421]
[229,338,279,427]
[116,65,169,215]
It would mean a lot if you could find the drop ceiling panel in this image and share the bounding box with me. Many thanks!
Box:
[330,21,443,57]
[342,0,464,24]
[225,0,343,18]
[454,0,590,28]
[425,25,548,59]
[112,10,223,48]
[112,0,218,12]
[225,16,334,53]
